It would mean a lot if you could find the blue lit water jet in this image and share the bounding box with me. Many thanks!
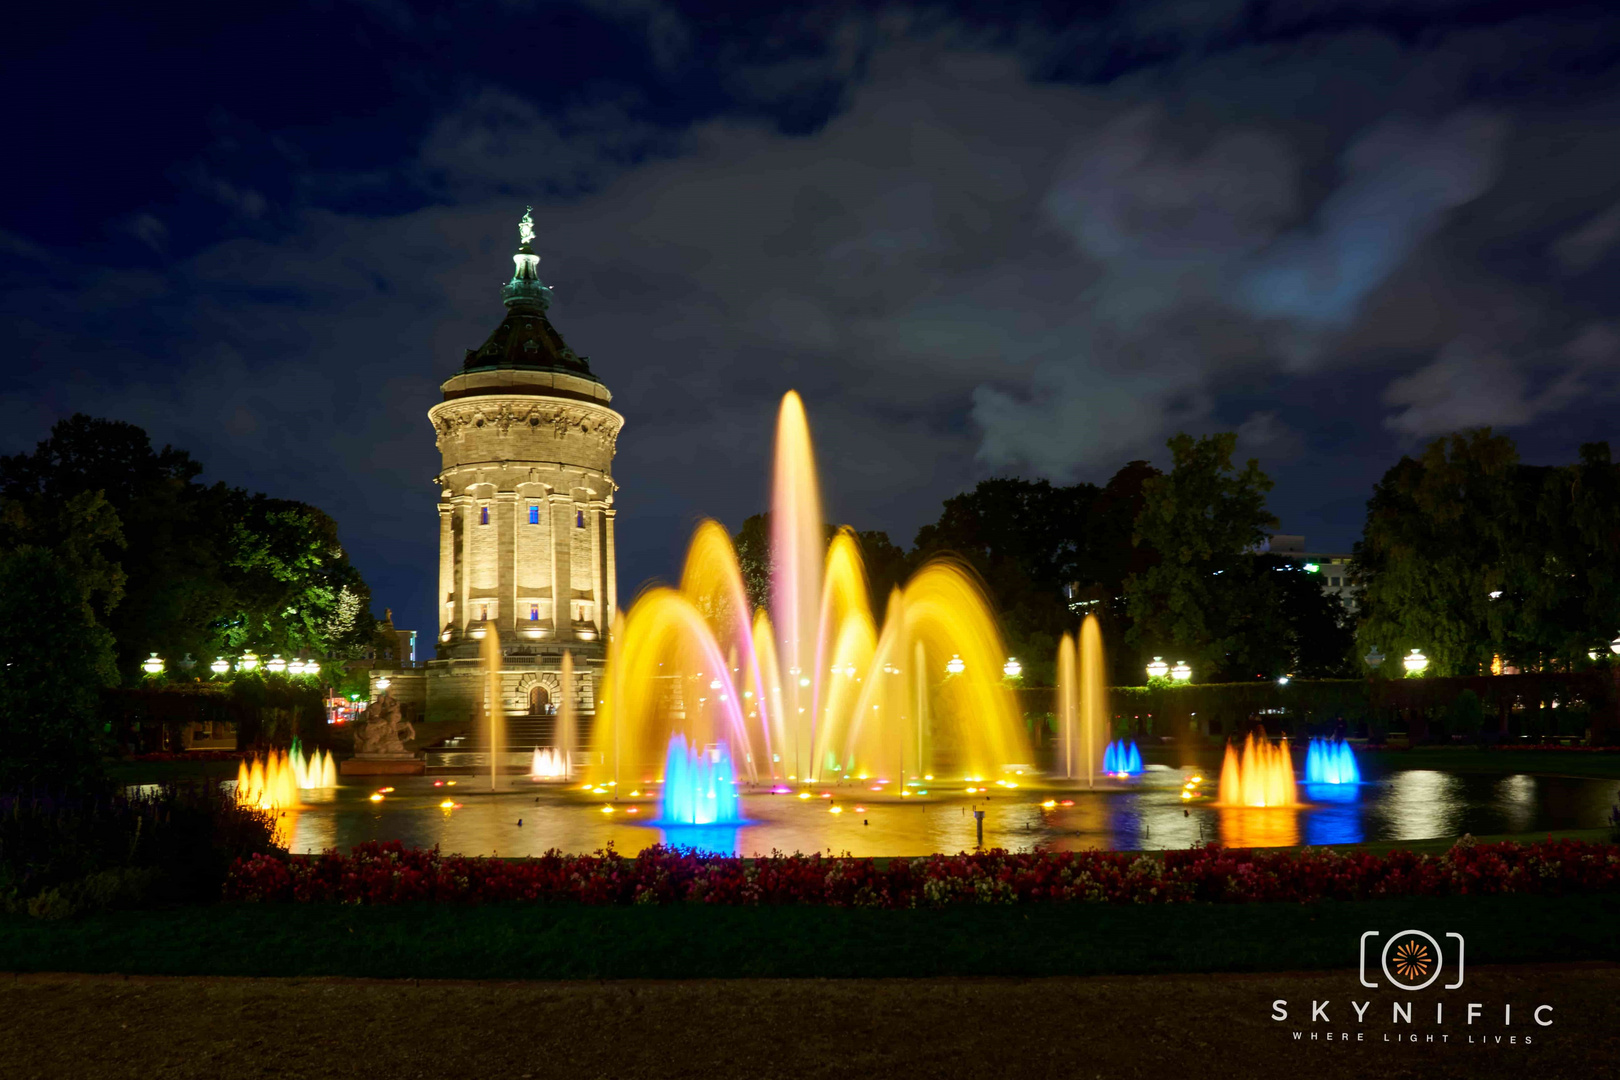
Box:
[660,735,743,825]
[1102,739,1143,776]
[1304,738,1360,784]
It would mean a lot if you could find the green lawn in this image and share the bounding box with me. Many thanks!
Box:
[4,892,1616,980]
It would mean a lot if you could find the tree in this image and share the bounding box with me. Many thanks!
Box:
[1355,432,1620,675]
[0,547,119,790]
[1353,430,1521,676]
[0,416,374,675]
[1125,433,1278,680]
[732,513,773,615]
[912,478,1098,685]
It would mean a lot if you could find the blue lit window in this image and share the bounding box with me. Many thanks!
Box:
[530,604,539,621]
[529,505,539,525]
[576,510,585,528]
[480,506,489,525]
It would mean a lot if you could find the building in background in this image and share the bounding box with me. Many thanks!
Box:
[376,210,623,744]
[1263,533,1355,611]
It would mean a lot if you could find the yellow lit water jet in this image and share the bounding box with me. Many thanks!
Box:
[482,624,503,791]
[235,750,300,810]
[593,391,1030,789]
[1217,732,1299,807]
[1054,616,1109,786]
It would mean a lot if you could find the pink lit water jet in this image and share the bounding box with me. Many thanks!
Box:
[594,392,1030,791]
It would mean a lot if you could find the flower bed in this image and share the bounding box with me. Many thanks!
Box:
[224,837,1620,907]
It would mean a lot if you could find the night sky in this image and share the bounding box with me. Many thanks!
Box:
[7,1,1620,642]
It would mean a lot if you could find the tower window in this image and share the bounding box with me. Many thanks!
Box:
[576,510,585,528]
[479,605,488,622]
[530,604,539,622]
[529,504,539,525]
[480,506,489,525]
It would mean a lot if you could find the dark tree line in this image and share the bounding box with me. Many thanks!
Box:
[1354,430,1620,677]
[0,416,375,788]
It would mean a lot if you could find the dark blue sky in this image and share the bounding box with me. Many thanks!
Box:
[7,1,1620,642]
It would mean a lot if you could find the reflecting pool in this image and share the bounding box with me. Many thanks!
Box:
[264,763,1620,857]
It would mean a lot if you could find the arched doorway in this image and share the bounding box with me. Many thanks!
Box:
[529,686,551,716]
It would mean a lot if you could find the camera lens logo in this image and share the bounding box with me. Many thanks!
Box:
[1359,930,1464,990]
[1390,936,1432,982]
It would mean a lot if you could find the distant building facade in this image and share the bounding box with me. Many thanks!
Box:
[1262,533,1355,611]
[375,210,622,736]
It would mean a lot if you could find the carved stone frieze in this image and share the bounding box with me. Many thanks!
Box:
[431,398,622,454]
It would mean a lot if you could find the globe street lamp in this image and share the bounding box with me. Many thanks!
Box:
[1363,647,1385,669]
[1170,661,1192,682]
[1403,648,1429,675]
[141,653,164,676]
[267,655,287,674]
[210,657,231,675]
[1003,657,1022,679]
[946,654,965,676]
[1146,657,1169,680]
[239,652,260,672]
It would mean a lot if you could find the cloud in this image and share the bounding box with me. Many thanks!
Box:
[1238,113,1504,334]
[124,213,168,252]
[1553,201,1620,273]
[1383,325,1620,437]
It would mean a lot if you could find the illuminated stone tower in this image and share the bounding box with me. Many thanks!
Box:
[394,209,623,733]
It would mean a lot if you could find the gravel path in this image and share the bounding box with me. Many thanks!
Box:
[2,964,1614,1079]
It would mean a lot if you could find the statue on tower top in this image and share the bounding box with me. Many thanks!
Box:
[518,206,535,249]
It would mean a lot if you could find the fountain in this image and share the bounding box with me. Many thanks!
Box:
[594,391,1030,790]
[1217,731,1298,807]
[659,734,742,825]
[236,750,300,810]
[1102,739,1143,776]
[1055,616,1109,785]
[482,624,503,791]
[556,650,576,778]
[530,747,568,780]
[289,738,337,789]
[1304,737,1359,784]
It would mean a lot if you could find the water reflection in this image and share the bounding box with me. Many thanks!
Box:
[657,825,741,855]
[276,767,1616,857]
[1494,775,1536,834]
[1217,808,1300,848]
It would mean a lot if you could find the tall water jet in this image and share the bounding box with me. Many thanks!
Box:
[1056,633,1077,779]
[1304,737,1359,784]
[660,734,742,825]
[772,391,824,780]
[1217,732,1298,807]
[592,391,1030,790]
[1056,616,1108,786]
[481,624,503,791]
[557,650,576,780]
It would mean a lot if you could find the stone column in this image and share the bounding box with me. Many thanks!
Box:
[496,491,517,634]
[457,497,475,633]
[550,493,574,640]
[588,503,605,636]
[437,503,454,635]
[605,508,618,628]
